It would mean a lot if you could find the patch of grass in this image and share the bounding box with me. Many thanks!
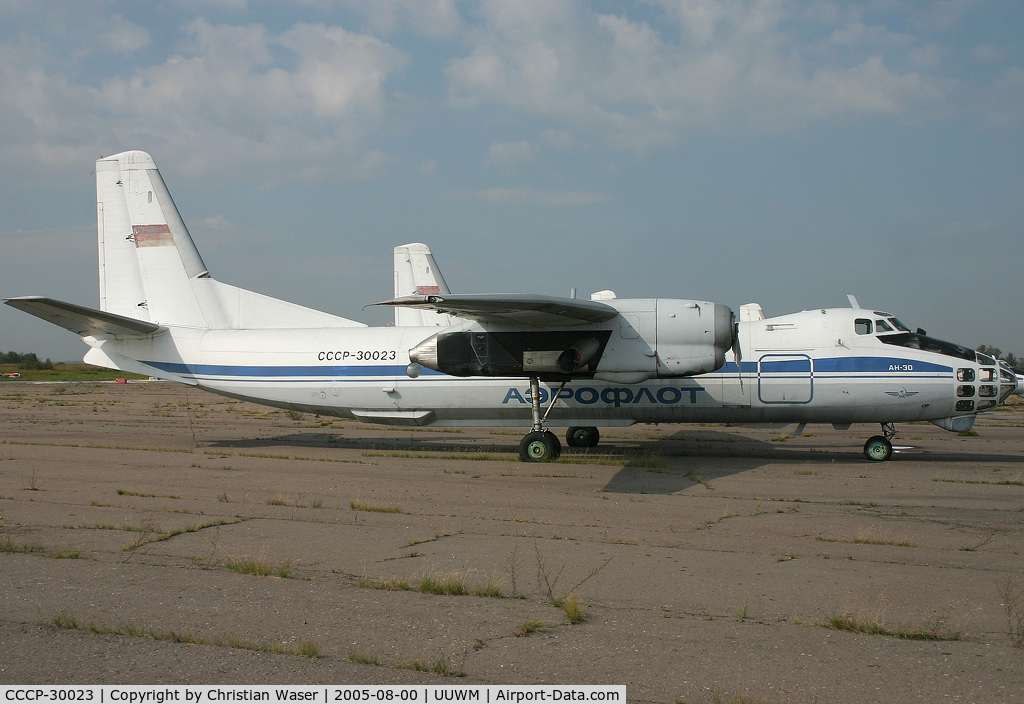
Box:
[517,619,549,636]
[217,489,230,502]
[561,594,586,624]
[348,650,382,666]
[350,499,404,513]
[356,570,504,598]
[933,477,1023,486]
[0,535,81,559]
[43,611,320,657]
[814,534,917,548]
[225,554,293,578]
[362,451,510,462]
[683,470,712,489]
[958,429,980,436]
[123,518,245,550]
[821,609,961,641]
[285,410,305,421]
[117,489,180,499]
[419,572,468,595]
[296,639,321,658]
[623,450,664,469]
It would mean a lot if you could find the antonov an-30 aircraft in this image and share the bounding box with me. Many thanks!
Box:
[6,151,1022,463]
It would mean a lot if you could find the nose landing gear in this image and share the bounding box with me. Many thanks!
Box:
[863,422,896,461]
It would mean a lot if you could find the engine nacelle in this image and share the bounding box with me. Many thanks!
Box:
[653,300,734,377]
[408,299,734,381]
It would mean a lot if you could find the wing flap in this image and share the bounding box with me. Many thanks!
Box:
[4,296,166,337]
[374,293,618,326]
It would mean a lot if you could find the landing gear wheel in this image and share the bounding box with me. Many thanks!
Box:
[566,426,600,448]
[519,430,562,462]
[863,435,893,462]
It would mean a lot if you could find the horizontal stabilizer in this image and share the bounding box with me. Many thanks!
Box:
[374,293,619,326]
[4,296,166,337]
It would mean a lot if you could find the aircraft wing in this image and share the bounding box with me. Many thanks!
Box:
[374,293,618,326]
[4,296,166,337]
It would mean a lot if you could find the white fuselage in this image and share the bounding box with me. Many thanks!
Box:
[88,306,1013,431]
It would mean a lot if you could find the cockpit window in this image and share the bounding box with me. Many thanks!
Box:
[877,333,978,362]
[888,318,910,332]
[855,319,872,335]
[876,319,894,333]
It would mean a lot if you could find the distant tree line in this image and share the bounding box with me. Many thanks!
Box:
[0,351,54,369]
[977,345,1021,370]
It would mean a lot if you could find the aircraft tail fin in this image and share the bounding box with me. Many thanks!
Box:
[739,303,766,321]
[392,242,460,327]
[96,151,364,330]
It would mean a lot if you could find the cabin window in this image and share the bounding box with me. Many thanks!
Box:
[957,368,975,382]
[957,385,975,397]
[979,385,997,397]
[876,319,894,333]
[888,318,910,332]
[979,368,996,382]
[855,319,872,335]
[955,400,974,412]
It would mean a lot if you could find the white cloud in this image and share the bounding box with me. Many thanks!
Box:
[971,43,1011,63]
[486,140,537,167]
[455,187,610,206]
[541,129,576,150]
[444,0,962,148]
[0,17,408,182]
[332,0,462,37]
[98,14,151,54]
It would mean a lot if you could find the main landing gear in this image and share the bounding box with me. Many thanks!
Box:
[863,422,896,462]
[516,377,603,462]
[518,376,563,462]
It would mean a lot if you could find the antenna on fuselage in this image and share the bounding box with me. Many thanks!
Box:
[847,294,860,309]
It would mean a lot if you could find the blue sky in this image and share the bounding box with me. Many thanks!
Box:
[1,0,1021,362]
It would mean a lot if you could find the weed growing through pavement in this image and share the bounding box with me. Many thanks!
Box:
[357,570,503,598]
[346,650,464,678]
[350,499,404,513]
[225,552,294,578]
[516,619,549,636]
[820,608,961,641]
[21,469,42,491]
[0,535,81,559]
[123,518,244,551]
[534,540,611,605]
[347,651,382,666]
[560,593,586,624]
[117,489,180,499]
[42,611,319,657]
[996,573,1024,648]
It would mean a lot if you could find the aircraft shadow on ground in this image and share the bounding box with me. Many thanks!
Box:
[203,428,1024,496]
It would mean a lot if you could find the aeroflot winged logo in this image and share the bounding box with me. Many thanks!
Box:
[884,388,920,399]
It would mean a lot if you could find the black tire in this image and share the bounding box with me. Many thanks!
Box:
[863,435,893,462]
[519,430,562,462]
[566,426,600,448]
